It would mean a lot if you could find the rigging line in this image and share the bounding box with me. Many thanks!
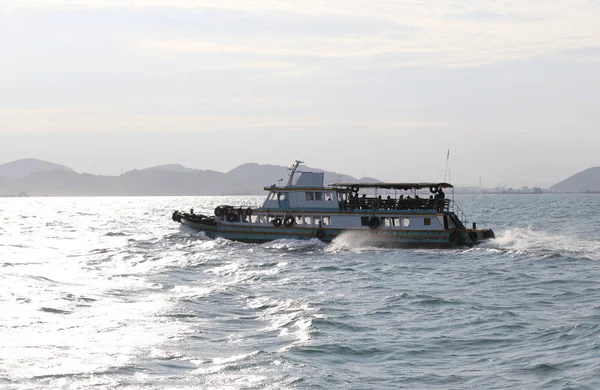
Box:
[443,149,450,183]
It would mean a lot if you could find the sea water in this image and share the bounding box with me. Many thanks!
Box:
[1,194,600,389]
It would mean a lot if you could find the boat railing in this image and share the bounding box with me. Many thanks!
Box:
[449,199,468,226]
[341,197,450,212]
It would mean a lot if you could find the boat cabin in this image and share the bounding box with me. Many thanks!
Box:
[261,171,341,210]
[260,160,454,214]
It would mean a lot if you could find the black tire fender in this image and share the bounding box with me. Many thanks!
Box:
[470,231,478,242]
[449,231,462,244]
[283,215,295,227]
[368,216,380,229]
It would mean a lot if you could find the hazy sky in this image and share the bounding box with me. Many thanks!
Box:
[2,0,599,187]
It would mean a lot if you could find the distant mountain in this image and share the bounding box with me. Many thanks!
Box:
[139,164,199,173]
[117,166,239,196]
[0,158,74,180]
[357,177,381,184]
[223,163,368,193]
[0,160,377,196]
[551,166,600,193]
[225,163,289,192]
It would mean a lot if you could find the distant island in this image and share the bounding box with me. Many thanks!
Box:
[550,166,600,193]
[0,158,379,197]
[0,158,598,196]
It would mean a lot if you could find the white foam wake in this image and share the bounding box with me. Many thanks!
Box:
[480,227,600,261]
[326,231,390,253]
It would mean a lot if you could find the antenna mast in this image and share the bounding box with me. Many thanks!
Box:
[286,160,303,186]
[443,149,450,182]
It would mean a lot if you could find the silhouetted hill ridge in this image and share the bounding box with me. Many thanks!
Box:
[0,159,379,196]
[0,158,74,180]
[551,166,600,193]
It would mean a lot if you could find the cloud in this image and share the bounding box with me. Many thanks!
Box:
[7,0,600,68]
[0,104,447,134]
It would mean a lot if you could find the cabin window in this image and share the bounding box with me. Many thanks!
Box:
[259,215,267,224]
[338,192,345,201]
[305,192,314,201]
[424,218,431,226]
[267,215,275,223]
[314,216,322,226]
[303,216,312,225]
[323,216,331,225]
[278,192,288,201]
[251,215,259,224]
[324,192,333,201]
[314,192,323,201]
[241,215,249,223]
[392,217,400,227]
[382,217,390,227]
[361,216,370,226]
[267,192,276,200]
[295,215,303,225]
[402,217,410,227]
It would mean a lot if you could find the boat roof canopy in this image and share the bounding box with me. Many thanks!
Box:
[330,182,453,190]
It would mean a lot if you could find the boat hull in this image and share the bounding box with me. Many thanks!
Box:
[179,218,491,248]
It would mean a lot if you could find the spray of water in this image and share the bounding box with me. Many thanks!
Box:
[178,225,210,239]
[479,227,600,261]
[326,231,388,253]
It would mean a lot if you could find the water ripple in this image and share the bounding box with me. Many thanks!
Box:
[2,195,600,388]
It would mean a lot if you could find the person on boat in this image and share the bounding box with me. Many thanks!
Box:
[374,195,383,209]
[352,193,359,209]
[385,195,394,209]
[435,188,445,211]
[359,194,367,209]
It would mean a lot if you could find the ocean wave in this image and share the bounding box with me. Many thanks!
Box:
[4,195,600,389]
[478,227,600,261]
[261,238,326,252]
[326,231,397,253]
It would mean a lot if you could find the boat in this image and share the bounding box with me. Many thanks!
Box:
[172,160,495,248]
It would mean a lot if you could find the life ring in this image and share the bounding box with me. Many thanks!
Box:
[283,215,295,227]
[226,213,236,222]
[448,231,462,244]
[430,186,439,194]
[214,206,223,217]
[470,231,478,242]
[316,229,326,240]
[368,216,380,229]
[351,185,360,193]
[272,217,282,227]
[245,207,252,216]
[237,207,244,215]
